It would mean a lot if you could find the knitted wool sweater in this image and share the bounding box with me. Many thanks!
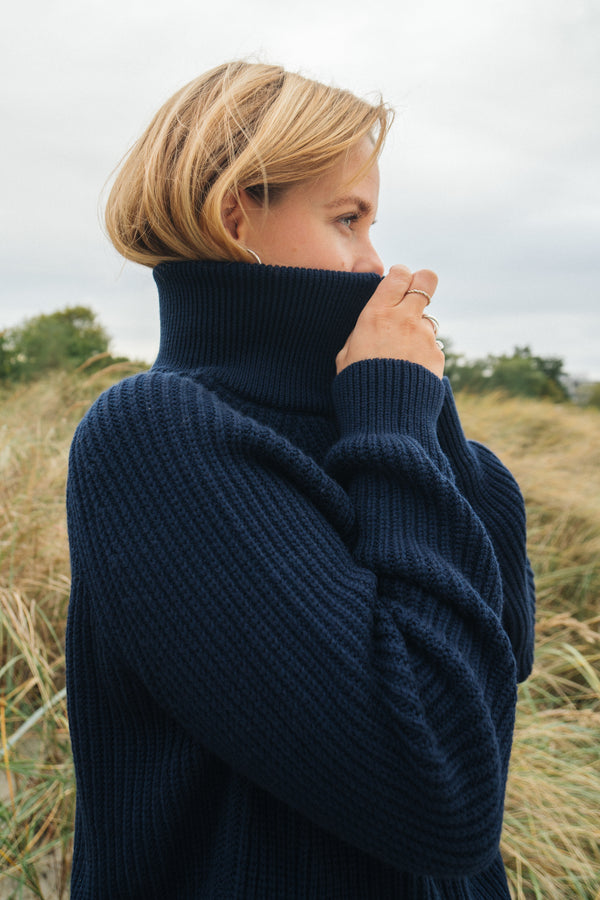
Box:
[66,261,535,899]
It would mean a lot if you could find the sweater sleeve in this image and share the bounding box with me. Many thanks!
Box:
[435,378,536,682]
[67,360,520,879]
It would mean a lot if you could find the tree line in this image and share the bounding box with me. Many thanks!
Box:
[1,307,115,381]
[444,343,600,407]
[1,306,599,408]
[444,344,568,402]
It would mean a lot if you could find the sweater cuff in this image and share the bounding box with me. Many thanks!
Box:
[332,359,446,448]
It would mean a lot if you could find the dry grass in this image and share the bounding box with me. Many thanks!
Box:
[1,376,599,899]
[0,365,142,899]
[502,612,600,899]
[457,393,600,618]
[457,393,600,899]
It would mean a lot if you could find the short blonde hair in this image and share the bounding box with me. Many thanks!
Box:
[105,61,393,266]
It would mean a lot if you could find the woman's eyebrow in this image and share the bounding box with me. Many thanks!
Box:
[324,195,373,216]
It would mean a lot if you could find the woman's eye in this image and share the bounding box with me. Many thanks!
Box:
[338,214,359,228]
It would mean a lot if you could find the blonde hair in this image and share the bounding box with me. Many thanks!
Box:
[105,61,393,266]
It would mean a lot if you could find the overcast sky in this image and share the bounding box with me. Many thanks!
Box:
[1,0,599,379]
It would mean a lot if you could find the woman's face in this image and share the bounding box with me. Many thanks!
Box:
[229,138,384,274]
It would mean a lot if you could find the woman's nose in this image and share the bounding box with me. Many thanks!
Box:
[353,240,384,276]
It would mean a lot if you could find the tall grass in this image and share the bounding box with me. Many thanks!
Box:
[0,365,141,900]
[457,394,600,899]
[1,376,599,899]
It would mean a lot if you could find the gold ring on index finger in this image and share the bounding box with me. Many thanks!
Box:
[405,289,431,305]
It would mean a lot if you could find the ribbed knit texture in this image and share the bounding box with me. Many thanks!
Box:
[66,261,535,899]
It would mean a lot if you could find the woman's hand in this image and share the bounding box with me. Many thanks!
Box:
[336,265,444,378]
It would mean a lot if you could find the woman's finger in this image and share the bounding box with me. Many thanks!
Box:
[336,264,444,377]
[367,266,438,311]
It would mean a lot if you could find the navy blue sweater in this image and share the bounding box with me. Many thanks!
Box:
[66,262,535,898]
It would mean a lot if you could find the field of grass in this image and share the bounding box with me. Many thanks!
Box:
[1,370,599,899]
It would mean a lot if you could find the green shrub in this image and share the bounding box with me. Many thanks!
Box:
[0,307,110,382]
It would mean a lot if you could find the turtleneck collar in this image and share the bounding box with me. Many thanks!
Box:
[152,261,381,414]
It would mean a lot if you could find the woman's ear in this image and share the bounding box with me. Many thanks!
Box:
[221,191,242,240]
[221,189,256,245]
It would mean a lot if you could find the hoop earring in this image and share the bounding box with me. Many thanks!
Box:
[244,248,262,264]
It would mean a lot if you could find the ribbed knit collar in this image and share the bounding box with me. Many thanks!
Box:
[152,261,381,413]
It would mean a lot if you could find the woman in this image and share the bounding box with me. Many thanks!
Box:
[66,61,535,898]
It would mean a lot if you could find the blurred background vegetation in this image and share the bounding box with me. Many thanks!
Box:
[1,308,599,898]
[0,308,125,383]
[2,307,599,408]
